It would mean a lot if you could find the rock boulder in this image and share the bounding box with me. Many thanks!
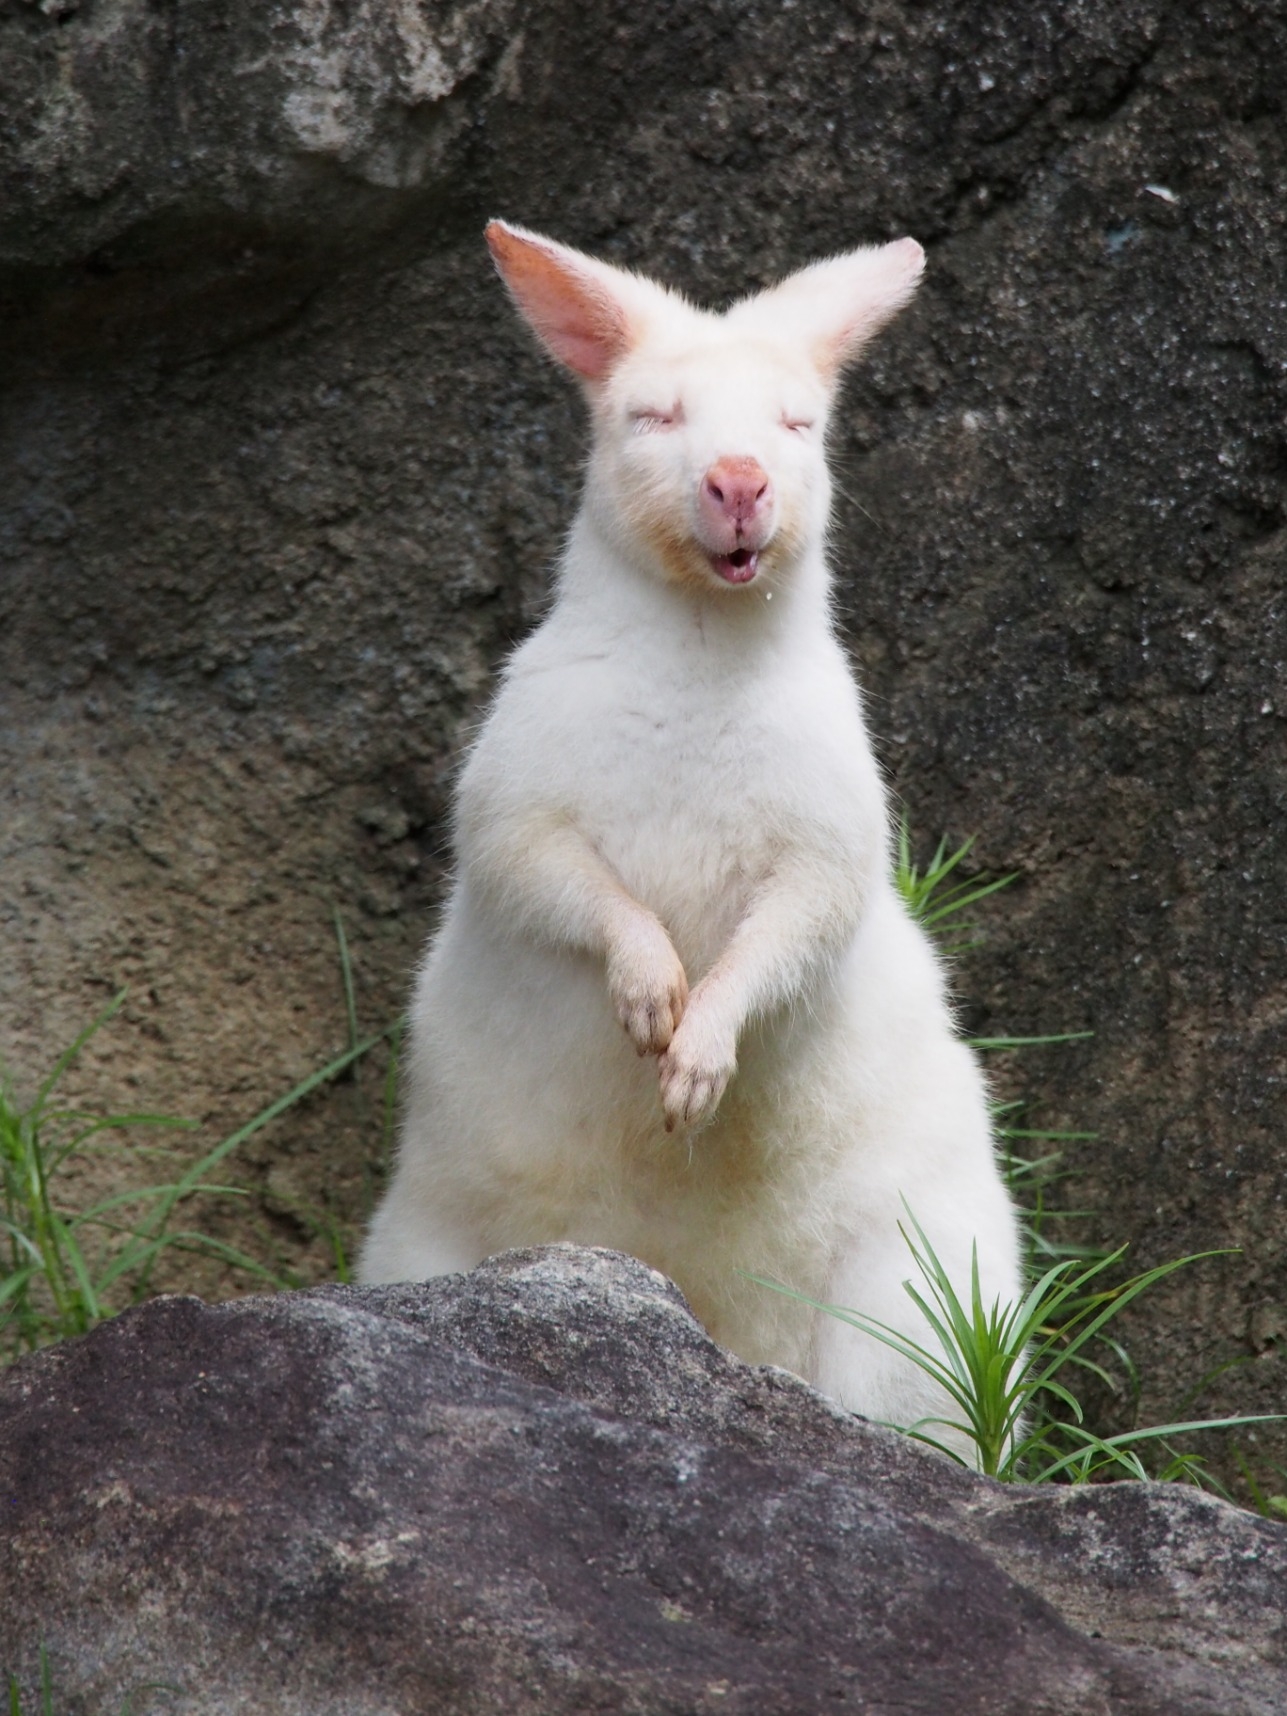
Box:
[1,1249,1284,1714]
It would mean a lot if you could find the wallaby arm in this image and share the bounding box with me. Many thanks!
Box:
[658,837,873,1129]
[459,806,689,1054]
[707,844,866,1020]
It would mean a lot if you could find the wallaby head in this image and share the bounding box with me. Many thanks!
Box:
[486,219,925,596]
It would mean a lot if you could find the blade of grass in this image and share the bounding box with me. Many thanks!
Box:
[132,1028,393,1299]
[28,993,127,1121]
[1028,1416,1287,1484]
[333,907,360,1057]
[971,1033,1094,1050]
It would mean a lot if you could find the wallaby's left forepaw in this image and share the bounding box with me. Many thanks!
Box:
[657,1006,736,1131]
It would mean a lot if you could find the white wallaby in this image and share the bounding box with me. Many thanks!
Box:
[361,220,1022,1450]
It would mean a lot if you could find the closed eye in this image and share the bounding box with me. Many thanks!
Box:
[782,417,815,435]
[629,406,680,434]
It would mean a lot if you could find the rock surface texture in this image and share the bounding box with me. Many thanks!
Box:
[1,0,1285,1472]
[2,1249,1285,1715]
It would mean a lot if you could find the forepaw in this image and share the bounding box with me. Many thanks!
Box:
[608,921,689,1055]
[657,1009,737,1131]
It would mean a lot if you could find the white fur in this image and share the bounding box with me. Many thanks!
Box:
[360,223,1023,1457]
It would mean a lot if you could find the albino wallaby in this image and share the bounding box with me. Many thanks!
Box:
[361,220,1022,1447]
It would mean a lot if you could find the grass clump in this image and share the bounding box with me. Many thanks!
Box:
[756,1207,1279,1481]
[1,979,393,1365]
[893,823,1017,952]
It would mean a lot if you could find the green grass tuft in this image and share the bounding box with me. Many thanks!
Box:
[1,970,397,1364]
[893,820,1018,952]
[752,1206,1281,1480]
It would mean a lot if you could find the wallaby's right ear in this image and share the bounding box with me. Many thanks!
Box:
[486,221,649,383]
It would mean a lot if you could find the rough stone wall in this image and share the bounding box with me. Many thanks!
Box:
[2,2,1284,1475]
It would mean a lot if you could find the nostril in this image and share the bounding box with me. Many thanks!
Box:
[704,458,770,523]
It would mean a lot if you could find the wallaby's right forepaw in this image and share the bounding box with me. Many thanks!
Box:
[608,920,688,1056]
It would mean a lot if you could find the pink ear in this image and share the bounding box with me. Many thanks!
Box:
[732,238,926,378]
[819,238,925,373]
[485,221,634,381]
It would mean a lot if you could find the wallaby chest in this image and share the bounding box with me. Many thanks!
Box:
[497,622,865,968]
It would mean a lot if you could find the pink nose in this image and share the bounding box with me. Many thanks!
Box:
[702,457,772,531]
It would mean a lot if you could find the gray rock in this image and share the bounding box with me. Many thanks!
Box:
[0,0,519,266]
[1,0,1285,1486]
[1,1248,1283,1714]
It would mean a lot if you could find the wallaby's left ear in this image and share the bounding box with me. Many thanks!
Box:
[733,238,926,379]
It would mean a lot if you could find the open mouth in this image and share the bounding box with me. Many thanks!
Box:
[709,547,760,585]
